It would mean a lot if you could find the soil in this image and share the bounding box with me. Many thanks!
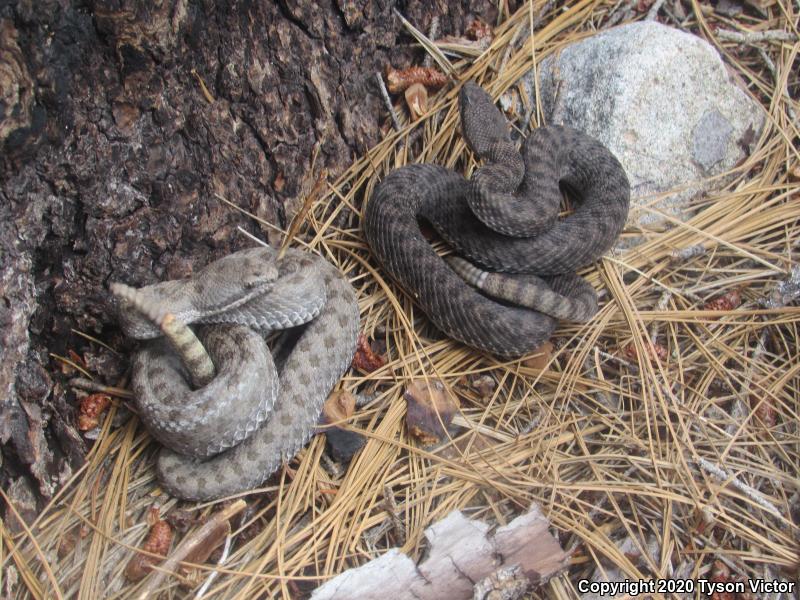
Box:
[0,0,515,509]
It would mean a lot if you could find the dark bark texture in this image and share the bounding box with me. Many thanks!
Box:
[0,0,509,511]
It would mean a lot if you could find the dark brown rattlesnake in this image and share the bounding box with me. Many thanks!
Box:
[363,82,630,357]
[111,246,360,501]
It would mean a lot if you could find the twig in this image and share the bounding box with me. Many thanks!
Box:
[393,9,455,75]
[580,349,616,412]
[649,289,673,343]
[696,458,783,518]
[518,413,542,435]
[382,484,406,544]
[757,47,777,78]
[763,265,800,309]
[646,0,667,21]
[321,454,344,479]
[670,244,707,261]
[606,0,637,27]
[136,500,247,599]
[362,519,394,553]
[716,29,798,44]
[375,72,401,132]
[190,68,216,104]
[194,534,232,599]
[724,327,768,438]
[278,167,328,259]
[422,17,440,68]
[500,0,555,74]
[69,377,134,400]
[594,347,638,371]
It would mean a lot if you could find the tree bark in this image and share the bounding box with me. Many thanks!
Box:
[0,0,510,507]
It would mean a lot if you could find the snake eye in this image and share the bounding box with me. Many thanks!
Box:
[243,272,269,288]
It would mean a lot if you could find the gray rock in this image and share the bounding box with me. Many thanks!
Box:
[520,21,765,236]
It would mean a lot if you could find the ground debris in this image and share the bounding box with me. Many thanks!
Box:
[704,288,743,312]
[321,390,365,463]
[352,334,386,372]
[620,340,668,363]
[135,500,245,596]
[404,379,459,444]
[764,266,800,309]
[405,83,428,120]
[473,565,529,600]
[311,504,568,599]
[124,506,174,581]
[465,18,493,42]
[385,65,449,94]
[522,341,554,369]
[77,393,111,431]
[2,477,38,536]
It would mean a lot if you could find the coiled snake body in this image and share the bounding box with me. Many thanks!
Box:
[363,82,630,357]
[112,247,359,501]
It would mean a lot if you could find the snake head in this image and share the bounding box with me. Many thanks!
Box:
[458,82,513,159]
[190,249,280,314]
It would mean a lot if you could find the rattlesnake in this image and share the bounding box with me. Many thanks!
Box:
[112,246,360,501]
[363,82,630,357]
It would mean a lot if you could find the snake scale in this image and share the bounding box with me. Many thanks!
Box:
[363,82,630,357]
[112,246,360,501]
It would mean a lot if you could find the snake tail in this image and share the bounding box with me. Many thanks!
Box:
[446,256,598,322]
[111,282,216,387]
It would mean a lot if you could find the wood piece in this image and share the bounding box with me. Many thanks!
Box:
[311,504,568,600]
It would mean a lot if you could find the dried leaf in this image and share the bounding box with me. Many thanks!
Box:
[321,390,356,425]
[385,65,448,94]
[738,124,756,150]
[404,83,428,120]
[716,0,743,16]
[404,379,459,445]
[522,341,554,369]
[77,393,111,431]
[125,507,174,581]
[352,334,386,372]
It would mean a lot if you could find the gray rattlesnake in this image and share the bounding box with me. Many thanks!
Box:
[112,246,360,501]
[362,82,630,357]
